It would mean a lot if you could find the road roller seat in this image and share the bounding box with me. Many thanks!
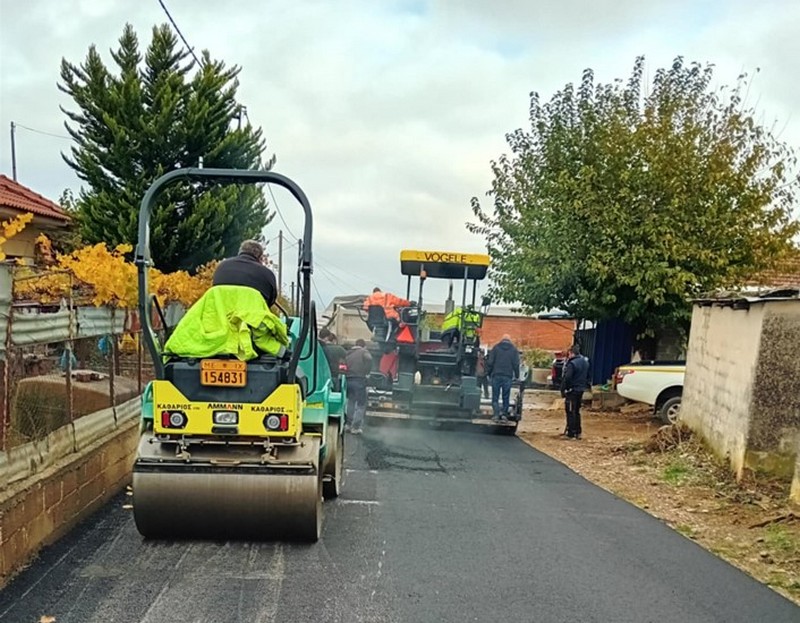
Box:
[162,352,306,403]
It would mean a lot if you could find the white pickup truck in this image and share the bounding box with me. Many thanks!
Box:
[614,360,686,424]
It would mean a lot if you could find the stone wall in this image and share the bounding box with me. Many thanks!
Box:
[749,303,800,458]
[792,439,800,505]
[681,299,800,481]
[0,399,140,587]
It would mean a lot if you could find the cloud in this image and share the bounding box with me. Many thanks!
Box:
[1,0,798,308]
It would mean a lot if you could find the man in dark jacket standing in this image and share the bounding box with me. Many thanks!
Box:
[212,240,278,307]
[560,344,591,439]
[319,329,347,391]
[487,334,520,421]
[345,339,373,435]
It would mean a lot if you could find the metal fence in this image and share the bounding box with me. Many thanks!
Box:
[0,264,163,451]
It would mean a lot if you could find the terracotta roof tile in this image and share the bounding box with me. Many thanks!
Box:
[0,174,71,222]
[745,254,800,289]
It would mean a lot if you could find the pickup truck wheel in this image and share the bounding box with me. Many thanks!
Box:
[659,396,682,425]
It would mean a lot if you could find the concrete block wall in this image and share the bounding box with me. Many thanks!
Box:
[0,415,139,587]
[680,304,766,478]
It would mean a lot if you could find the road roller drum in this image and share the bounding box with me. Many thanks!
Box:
[133,434,322,540]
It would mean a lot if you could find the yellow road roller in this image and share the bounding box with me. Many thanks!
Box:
[132,168,345,542]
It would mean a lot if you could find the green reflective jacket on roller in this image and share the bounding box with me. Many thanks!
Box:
[164,285,289,361]
[440,307,482,335]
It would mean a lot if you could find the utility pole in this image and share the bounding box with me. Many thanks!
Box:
[290,281,295,311]
[278,230,283,298]
[10,121,17,181]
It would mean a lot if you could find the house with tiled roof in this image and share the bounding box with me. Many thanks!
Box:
[742,250,800,294]
[0,174,71,260]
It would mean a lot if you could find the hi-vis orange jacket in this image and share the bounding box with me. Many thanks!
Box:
[363,291,410,321]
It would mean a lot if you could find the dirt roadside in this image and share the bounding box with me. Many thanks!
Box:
[517,393,800,605]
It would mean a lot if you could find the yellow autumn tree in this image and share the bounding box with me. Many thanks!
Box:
[13,237,219,308]
[0,213,34,261]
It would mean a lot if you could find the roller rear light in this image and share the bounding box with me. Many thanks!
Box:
[161,410,187,429]
[263,413,290,431]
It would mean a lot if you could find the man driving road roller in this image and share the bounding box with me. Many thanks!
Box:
[163,238,288,361]
[212,239,278,307]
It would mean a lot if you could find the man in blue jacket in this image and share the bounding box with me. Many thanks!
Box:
[487,334,520,422]
[560,344,591,440]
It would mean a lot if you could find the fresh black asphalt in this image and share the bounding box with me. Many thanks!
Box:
[1,422,797,622]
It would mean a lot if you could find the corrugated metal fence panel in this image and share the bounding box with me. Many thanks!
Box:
[590,318,634,385]
[11,308,74,345]
[0,265,11,358]
[77,306,126,339]
[115,395,141,422]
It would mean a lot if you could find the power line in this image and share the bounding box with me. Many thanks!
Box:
[14,123,71,140]
[315,253,379,288]
[262,185,383,287]
[267,184,299,240]
[265,187,387,290]
[157,0,201,66]
[315,262,364,293]
[315,263,356,293]
[311,277,327,310]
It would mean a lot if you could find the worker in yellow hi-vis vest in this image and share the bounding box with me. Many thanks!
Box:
[439,306,481,349]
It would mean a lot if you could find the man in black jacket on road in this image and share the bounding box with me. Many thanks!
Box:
[487,334,520,422]
[560,344,591,440]
[319,329,347,391]
[345,339,373,435]
[212,240,278,307]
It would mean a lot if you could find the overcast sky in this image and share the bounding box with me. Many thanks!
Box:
[1,0,798,309]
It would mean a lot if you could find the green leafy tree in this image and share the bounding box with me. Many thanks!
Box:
[60,23,274,272]
[50,188,84,254]
[470,56,799,339]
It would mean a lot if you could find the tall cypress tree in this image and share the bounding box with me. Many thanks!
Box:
[59,24,274,272]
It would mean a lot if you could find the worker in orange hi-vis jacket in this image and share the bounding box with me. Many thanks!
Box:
[363,287,411,341]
